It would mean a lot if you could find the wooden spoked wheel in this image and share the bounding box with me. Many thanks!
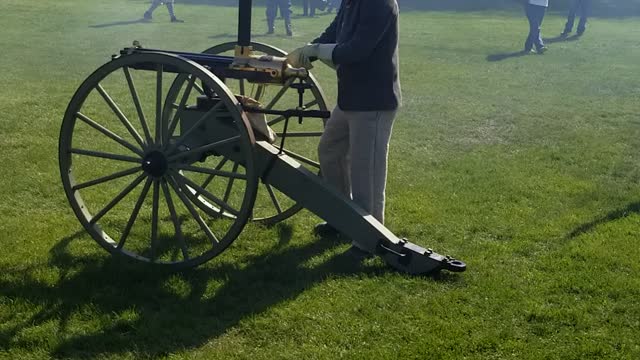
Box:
[164,41,329,225]
[59,51,258,268]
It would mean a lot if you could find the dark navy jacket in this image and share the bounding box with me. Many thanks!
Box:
[313,0,401,111]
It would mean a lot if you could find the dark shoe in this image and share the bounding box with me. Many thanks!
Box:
[560,31,570,37]
[576,29,585,36]
[266,29,275,34]
[344,245,374,261]
[313,222,340,238]
[170,17,184,23]
[286,30,293,37]
[143,12,152,21]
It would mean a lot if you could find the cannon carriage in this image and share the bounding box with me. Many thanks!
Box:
[59,0,466,274]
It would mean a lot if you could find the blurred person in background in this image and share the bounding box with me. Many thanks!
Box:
[303,0,327,16]
[143,0,183,22]
[524,0,548,54]
[266,0,293,36]
[326,0,341,13]
[561,0,591,36]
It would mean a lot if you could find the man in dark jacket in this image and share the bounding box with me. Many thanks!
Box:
[287,0,401,257]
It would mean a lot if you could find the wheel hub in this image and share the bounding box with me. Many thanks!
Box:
[142,150,169,177]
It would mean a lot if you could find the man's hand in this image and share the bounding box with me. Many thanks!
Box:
[287,43,337,70]
[286,44,319,69]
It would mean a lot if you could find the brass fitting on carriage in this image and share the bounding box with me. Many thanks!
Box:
[231,45,310,83]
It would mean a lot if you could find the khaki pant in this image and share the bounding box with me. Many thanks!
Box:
[318,106,396,226]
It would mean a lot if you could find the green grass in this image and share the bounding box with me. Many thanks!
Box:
[1,1,640,358]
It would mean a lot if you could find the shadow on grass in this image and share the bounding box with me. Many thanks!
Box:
[566,202,640,239]
[486,33,585,61]
[208,32,236,40]
[543,33,583,44]
[486,50,529,62]
[0,225,461,358]
[89,18,150,28]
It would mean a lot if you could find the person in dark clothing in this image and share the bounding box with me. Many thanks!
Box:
[266,0,293,36]
[326,0,342,13]
[287,0,401,258]
[524,0,548,54]
[303,0,326,16]
[302,0,316,16]
[143,0,183,23]
[561,0,591,36]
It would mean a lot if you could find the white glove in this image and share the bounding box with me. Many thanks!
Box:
[287,43,337,70]
[287,44,317,69]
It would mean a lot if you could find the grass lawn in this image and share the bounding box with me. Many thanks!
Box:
[1,0,639,358]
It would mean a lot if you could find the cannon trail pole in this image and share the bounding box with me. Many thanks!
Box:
[254,141,466,275]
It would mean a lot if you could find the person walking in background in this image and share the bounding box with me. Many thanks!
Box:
[143,0,183,22]
[561,0,591,36]
[287,0,402,258]
[266,0,293,36]
[524,0,548,54]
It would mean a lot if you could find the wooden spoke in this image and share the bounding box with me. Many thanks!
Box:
[221,162,240,204]
[194,82,205,95]
[72,166,141,191]
[117,177,153,250]
[161,179,189,260]
[265,78,295,110]
[89,173,147,224]
[199,157,229,190]
[123,66,153,145]
[264,183,283,214]
[150,179,160,261]
[70,148,141,163]
[172,170,240,216]
[96,84,146,149]
[167,175,219,245]
[155,64,164,146]
[166,75,197,142]
[76,112,144,156]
